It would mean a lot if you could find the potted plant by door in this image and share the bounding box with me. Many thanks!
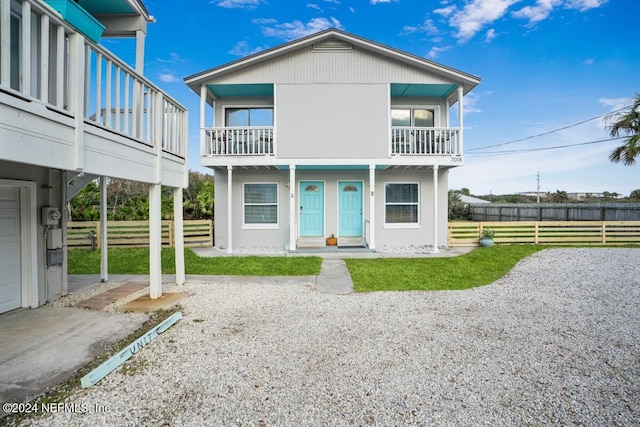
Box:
[326,234,337,246]
[479,228,495,247]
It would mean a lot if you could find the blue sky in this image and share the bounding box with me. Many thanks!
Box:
[107,0,638,196]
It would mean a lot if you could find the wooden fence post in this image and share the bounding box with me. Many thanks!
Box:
[534,222,539,245]
[95,221,101,249]
[601,221,606,244]
[168,220,175,248]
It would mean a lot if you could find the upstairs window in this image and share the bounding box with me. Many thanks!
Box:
[391,108,434,127]
[226,108,273,127]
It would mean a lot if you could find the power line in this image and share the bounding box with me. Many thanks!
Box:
[467,105,631,152]
[467,136,627,157]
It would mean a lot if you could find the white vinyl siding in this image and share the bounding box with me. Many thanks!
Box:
[384,183,419,227]
[243,183,278,228]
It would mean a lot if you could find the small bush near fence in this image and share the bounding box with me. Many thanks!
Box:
[448,221,640,246]
[67,220,213,249]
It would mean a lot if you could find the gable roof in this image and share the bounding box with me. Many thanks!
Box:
[184,29,480,97]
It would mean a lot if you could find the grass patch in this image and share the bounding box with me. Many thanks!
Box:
[68,248,322,276]
[346,245,547,292]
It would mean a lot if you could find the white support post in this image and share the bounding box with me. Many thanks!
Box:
[135,30,145,74]
[100,176,108,282]
[432,166,440,254]
[458,86,464,154]
[149,183,162,299]
[289,165,296,251]
[68,33,85,171]
[173,187,186,285]
[200,85,207,156]
[368,164,376,250]
[0,0,10,87]
[227,166,233,253]
[39,14,50,103]
[20,1,30,95]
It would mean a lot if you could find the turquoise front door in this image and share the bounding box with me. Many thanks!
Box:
[338,181,363,237]
[300,181,324,236]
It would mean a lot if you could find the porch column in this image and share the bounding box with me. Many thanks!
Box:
[100,176,108,282]
[173,187,186,286]
[149,183,162,299]
[200,85,207,156]
[368,164,376,250]
[458,86,464,154]
[432,166,440,254]
[289,165,296,251]
[227,166,233,253]
[135,30,145,74]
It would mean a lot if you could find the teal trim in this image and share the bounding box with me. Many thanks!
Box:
[78,0,136,15]
[207,83,274,98]
[296,165,369,170]
[390,83,457,98]
[45,0,105,42]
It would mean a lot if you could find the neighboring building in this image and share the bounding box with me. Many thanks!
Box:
[459,195,491,205]
[0,0,188,315]
[185,29,480,252]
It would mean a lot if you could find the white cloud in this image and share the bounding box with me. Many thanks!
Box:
[349,6,355,13]
[212,0,263,9]
[512,0,562,25]
[583,58,594,65]
[324,0,341,3]
[434,5,456,18]
[426,46,451,59]
[261,17,344,40]
[252,18,278,25]
[228,41,264,57]
[307,3,323,12]
[158,73,180,83]
[565,0,609,11]
[370,0,398,4]
[599,97,632,112]
[448,0,520,42]
[401,19,439,36]
[156,52,183,64]
[485,28,497,42]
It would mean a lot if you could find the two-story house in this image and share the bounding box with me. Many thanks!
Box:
[185,29,480,253]
[0,0,188,315]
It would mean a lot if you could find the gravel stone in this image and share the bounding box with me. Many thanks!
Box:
[19,248,640,426]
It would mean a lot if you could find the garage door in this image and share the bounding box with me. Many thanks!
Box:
[0,187,21,314]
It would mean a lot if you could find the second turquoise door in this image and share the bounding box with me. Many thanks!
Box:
[300,181,324,236]
[338,181,363,237]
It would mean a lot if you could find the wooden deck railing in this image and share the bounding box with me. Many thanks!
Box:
[391,127,461,155]
[448,221,640,246]
[203,127,275,156]
[0,0,187,158]
[67,220,213,249]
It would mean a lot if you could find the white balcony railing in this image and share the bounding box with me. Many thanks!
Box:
[391,127,461,156]
[203,127,274,156]
[0,0,187,158]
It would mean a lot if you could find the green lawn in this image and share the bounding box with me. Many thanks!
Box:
[346,245,547,292]
[67,248,322,276]
[71,245,616,292]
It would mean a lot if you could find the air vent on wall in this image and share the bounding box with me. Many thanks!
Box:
[312,39,353,53]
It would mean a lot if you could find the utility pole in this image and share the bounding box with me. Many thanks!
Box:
[536,172,541,203]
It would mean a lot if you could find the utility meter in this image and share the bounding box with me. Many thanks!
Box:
[42,207,62,226]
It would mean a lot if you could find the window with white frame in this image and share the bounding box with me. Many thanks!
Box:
[226,108,273,126]
[385,183,419,225]
[391,108,435,127]
[243,183,278,227]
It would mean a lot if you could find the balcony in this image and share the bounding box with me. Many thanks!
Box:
[0,0,187,186]
[203,127,274,156]
[391,127,461,156]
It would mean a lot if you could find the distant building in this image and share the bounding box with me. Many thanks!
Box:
[459,195,491,205]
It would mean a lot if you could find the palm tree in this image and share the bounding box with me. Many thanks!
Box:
[606,93,640,166]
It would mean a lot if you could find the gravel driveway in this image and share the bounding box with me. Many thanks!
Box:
[21,248,640,426]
